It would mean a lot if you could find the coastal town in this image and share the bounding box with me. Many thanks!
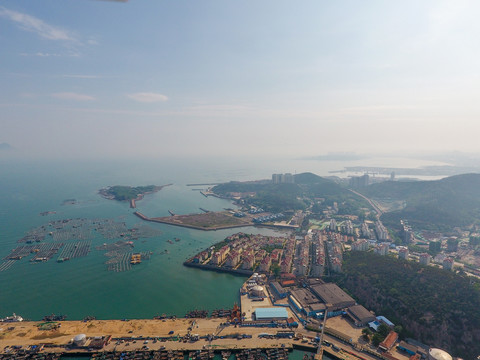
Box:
[0,224,458,360]
[2,173,479,360]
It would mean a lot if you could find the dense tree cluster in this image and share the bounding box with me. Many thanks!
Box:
[334,251,480,359]
[360,174,480,230]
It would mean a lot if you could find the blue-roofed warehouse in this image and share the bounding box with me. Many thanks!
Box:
[255,307,288,321]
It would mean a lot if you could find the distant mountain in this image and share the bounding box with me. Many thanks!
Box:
[360,173,480,229]
[0,142,12,150]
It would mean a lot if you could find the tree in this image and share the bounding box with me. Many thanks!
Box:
[394,325,403,338]
[378,323,390,337]
[362,328,372,341]
[372,332,385,346]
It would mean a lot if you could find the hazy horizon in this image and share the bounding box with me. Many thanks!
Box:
[2,1,480,159]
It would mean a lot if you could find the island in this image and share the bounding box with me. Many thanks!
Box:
[99,184,172,208]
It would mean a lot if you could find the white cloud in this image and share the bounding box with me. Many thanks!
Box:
[51,92,95,101]
[0,6,76,42]
[62,75,101,79]
[20,51,80,57]
[127,92,168,103]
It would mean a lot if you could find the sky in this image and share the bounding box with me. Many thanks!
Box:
[1,0,480,159]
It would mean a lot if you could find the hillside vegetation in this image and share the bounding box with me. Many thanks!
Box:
[101,185,159,201]
[360,173,480,229]
[334,251,480,359]
[212,173,370,214]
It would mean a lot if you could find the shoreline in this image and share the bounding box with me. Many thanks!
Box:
[183,261,254,277]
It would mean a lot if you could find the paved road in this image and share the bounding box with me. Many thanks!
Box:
[349,189,383,218]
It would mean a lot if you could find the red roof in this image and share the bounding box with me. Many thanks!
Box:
[281,280,295,287]
[379,331,398,351]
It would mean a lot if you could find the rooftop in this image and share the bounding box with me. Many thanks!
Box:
[379,331,398,351]
[255,307,288,320]
[290,288,319,306]
[347,305,375,322]
[310,283,355,309]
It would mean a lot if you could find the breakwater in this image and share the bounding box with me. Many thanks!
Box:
[183,261,254,277]
[133,212,253,231]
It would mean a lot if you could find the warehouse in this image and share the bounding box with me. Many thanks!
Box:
[289,288,326,317]
[269,281,288,299]
[254,307,288,321]
[311,283,355,310]
[346,305,376,327]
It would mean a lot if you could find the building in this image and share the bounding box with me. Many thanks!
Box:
[289,288,326,317]
[428,348,452,360]
[378,331,398,351]
[73,334,87,346]
[89,336,111,349]
[375,221,389,241]
[329,219,337,232]
[369,316,394,331]
[446,238,459,252]
[398,246,409,260]
[254,307,288,321]
[211,245,230,265]
[352,239,369,251]
[343,220,354,235]
[374,243,389,256]
[397,341,418,356]
[443,257,454,271]
[310,283,355,311]
[361,222,371,238]
[225,251,241,267]
[269,282,288,299]
[346,305,376,327]
[349,174,369,188]
[250,285,265,297]
[330,258,342,273]
[259,255,272,272]
[272,173,294,184]
[419,253,431,266]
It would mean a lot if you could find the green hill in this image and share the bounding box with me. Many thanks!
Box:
[360,173,480,229]
[212,172,370,214]
[334,251,480,359]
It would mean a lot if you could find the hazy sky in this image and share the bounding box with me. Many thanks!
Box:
[1,0,480,159]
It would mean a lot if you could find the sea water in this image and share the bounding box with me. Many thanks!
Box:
[0,157,357,360]
[0,158,295,320]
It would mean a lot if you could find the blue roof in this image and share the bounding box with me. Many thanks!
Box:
[376,316,394,326]
[255,307,288,320]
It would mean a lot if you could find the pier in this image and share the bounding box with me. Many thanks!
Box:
[130,198,136,208]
